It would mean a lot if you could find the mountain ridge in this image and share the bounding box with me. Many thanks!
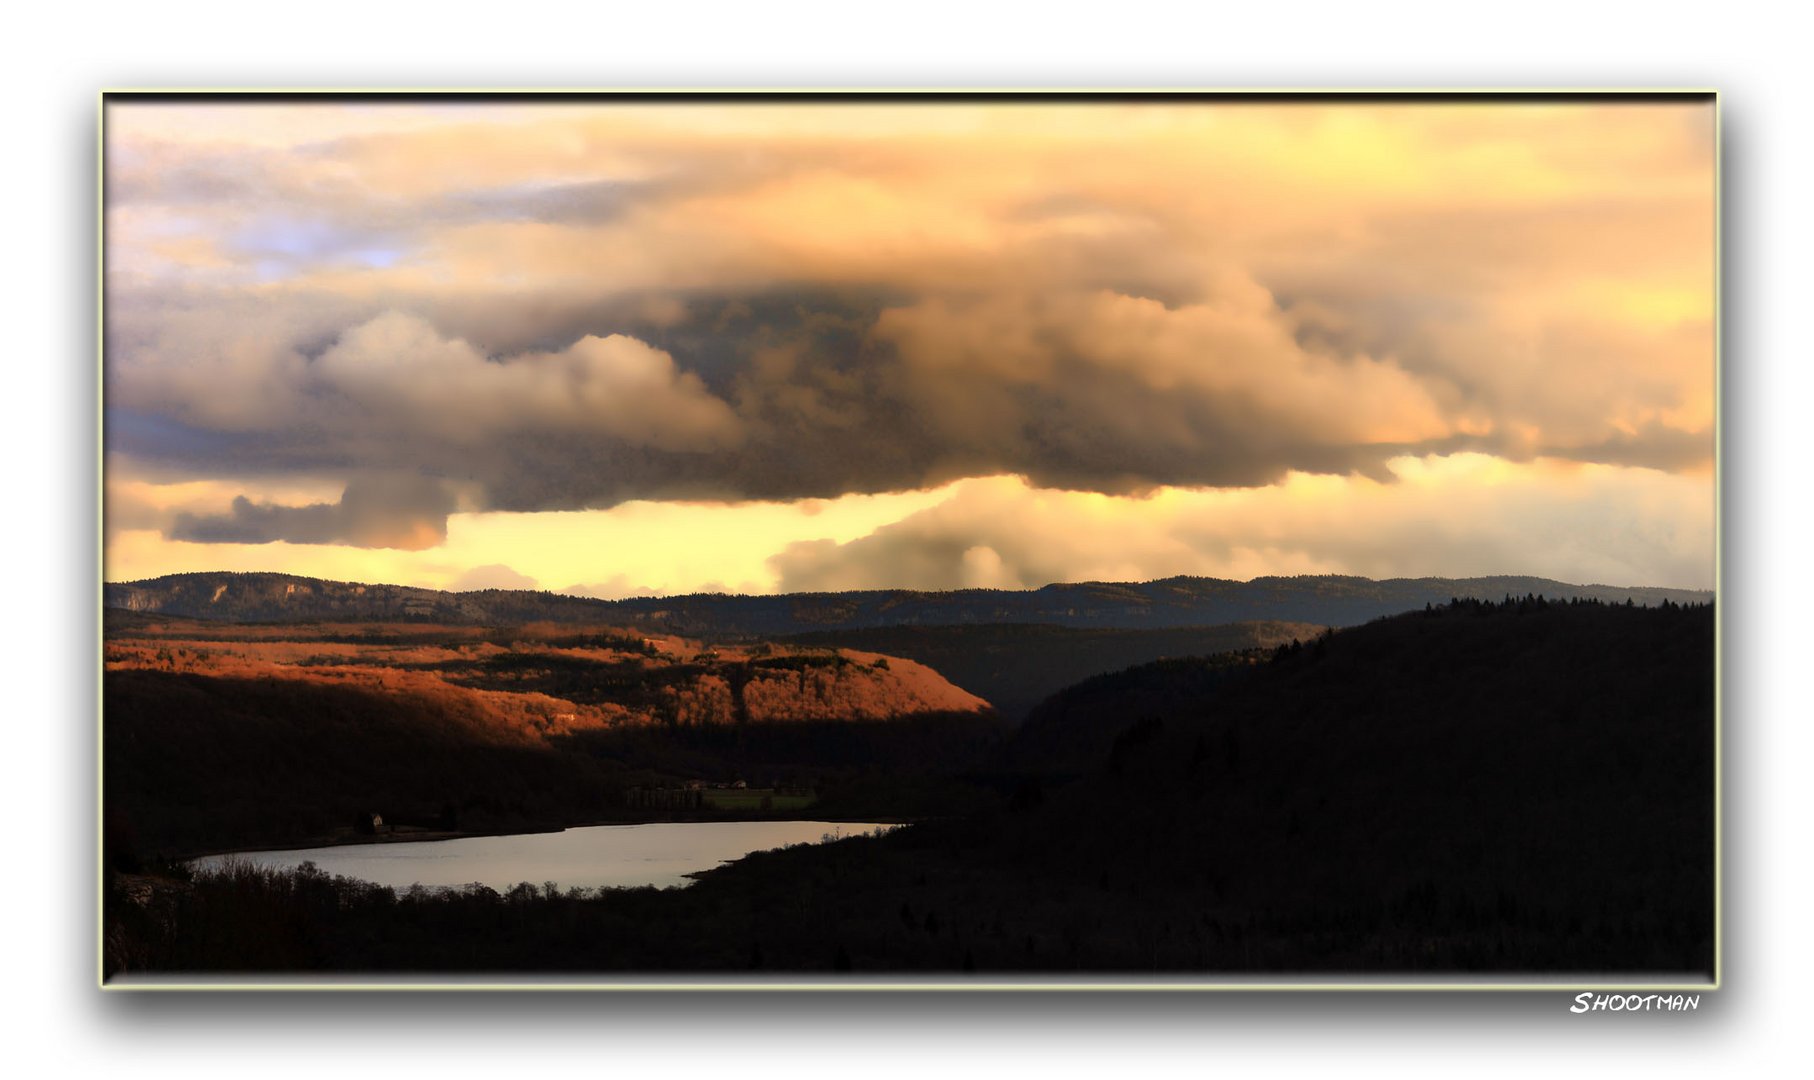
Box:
[105,570,1714,638]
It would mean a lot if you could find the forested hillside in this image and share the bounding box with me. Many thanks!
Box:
[106,571,1712,638]
[109,597,1716,977]
[780,621,1322,720]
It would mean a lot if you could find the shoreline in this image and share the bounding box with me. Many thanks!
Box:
[183,812,925,862]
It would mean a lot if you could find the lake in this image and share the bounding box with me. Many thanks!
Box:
[190,820,898,892]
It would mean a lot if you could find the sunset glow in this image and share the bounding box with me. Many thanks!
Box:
[104,98,1716,593]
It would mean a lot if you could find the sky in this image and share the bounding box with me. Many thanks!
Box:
[103,98,1716,596]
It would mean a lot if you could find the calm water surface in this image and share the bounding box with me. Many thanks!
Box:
[191,820,897,891]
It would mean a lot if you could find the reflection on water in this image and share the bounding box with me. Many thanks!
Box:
[190,820,897,892]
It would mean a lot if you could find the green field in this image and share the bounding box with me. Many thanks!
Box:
[700,789,817,812]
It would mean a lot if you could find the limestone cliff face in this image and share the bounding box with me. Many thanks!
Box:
[668,673,737,727]
[658,653,989,727]
[741,652,988,723]
[104,618,995,745]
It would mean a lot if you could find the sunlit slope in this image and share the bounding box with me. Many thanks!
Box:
[103,618,993,855]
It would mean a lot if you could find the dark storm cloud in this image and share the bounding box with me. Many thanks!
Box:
[103,279,1687,517]
[169,476,458,550]
[105,102,1715,522]
[1537,423,1716,472]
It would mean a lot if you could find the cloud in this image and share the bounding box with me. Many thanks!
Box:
[559,575,663,600]
[442,179,657,227]
[310,311,744,451]
[105,100,1715,556]
[450,563,539,591]
[766,461,1715,593]
[168,475,456,550]
[861,283,1458,491]
[106,280,1494,510]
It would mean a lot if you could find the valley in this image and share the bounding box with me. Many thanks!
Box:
[101,581,1716,979]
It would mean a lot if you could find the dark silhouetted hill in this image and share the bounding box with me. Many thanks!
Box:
[781,621,1321,721]
[108,596,1715,977]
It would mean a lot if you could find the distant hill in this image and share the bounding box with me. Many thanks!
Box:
[781,621,1322,721]
[699,595,1716,973]
[105,570,1713,637]
[958,595,1716,973]
[996,651,1271,774]
[105,572,606,625]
